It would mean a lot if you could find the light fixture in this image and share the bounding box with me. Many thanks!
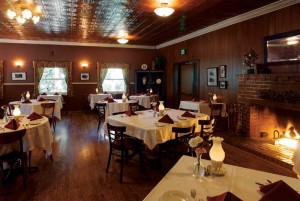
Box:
[15,61,23,68]
[26,91,30,100]
[95,88,99,94]
[117,38,128,44]
[81,63,88,69]
[158,101,165,116]
[154,2,174,17]
[13,105,21,121]
[122,93,127,102]
[7,0,42,24]
[213,94,217,103]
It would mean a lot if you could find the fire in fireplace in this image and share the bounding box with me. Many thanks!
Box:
[274,122,300,150]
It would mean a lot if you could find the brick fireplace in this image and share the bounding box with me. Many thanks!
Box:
[238,73,300,139]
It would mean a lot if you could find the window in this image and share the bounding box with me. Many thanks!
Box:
[39,67,68,94]
[102,68,125,92]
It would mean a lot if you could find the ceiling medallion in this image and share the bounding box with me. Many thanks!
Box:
[154,2,174,17]
[6,0,42,24]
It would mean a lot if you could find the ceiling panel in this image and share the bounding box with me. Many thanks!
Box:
[0,0,280,46]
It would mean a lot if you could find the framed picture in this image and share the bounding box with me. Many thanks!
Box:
[81,73,89,80]
[219,81,227,89]
[219,65,226,78]
[207,67,218,86]
[12,72,26,80]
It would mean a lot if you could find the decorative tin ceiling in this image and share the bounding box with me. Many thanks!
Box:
[0,0,279,46]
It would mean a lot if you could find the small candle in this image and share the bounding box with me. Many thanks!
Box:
[95,88,99,94]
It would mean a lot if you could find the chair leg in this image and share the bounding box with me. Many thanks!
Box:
[106,148,112,173]
[22,153,27,188]
[28,151,32,170]
[97,118,101,132]
[120,150,124,183]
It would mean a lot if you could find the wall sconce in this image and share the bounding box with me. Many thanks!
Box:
[81,63,88,69]
[15,61,23,68]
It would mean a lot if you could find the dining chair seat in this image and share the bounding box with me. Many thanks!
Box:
[0,129,27,188]
[106,123,145,183]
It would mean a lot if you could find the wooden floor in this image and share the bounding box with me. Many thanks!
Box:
[0,111,297,201]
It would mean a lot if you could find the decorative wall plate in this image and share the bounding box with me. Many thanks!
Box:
[141,64,147,70]
[156,78,161,84]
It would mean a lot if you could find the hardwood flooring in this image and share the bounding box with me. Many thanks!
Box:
[0,112,297,201]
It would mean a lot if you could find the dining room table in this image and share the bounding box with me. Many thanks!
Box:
[103,109,209,150]
[179,100,227,117]
[9,99,63,120]
[143,155,300,201]
[0,115,53,157]
[37,94,64,103]
[129,94,159,109]
[88,93,113,109]
[102,99,138,117]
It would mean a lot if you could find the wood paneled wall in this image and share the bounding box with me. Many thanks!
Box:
[0,44,156,110]
[159,4,300,108]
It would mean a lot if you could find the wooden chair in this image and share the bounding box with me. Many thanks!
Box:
[41,102,56,131]
[106,123,144,183]
[210,103,223,129]
[0,129,27,188]
[128,101,139,112]
[198,118,215,145]
[95,103,106,132]
[159,124,196,165]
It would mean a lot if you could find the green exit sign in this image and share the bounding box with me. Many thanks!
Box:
[180,49,186,55]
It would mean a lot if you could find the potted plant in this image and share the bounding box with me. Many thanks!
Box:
[243,49,258,74]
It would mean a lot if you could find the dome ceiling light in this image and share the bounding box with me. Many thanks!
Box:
[154,2,174,17]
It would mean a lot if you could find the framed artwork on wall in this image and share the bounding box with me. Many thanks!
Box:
[81,73,89,80]
[207,67,218,86]
[219,81,227,89]
[219,65,226,78]
[12,72,26,80]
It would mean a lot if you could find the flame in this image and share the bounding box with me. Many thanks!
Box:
[284,122,300,139]
[275,138,298,149]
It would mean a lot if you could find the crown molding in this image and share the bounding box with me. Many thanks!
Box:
[4,83,34,85]
[156,0,300,49]
[72,82,97,85]
[0,39,156,49]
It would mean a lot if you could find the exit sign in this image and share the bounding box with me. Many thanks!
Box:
[180,49,186,55]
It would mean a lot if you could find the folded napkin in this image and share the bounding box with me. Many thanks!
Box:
[181,111,196,118]
[5,119,20,130]
[22,99,32,104]
[103,91,108,94]
[41,92,47,95]
[192,98,196,102]
[107,98,115,103]
[54,92,59,95]
[207,192,242,201]
[38,97,47,102]
[158,114,174,124]
[27,112,43,121]
[104,97,111,101]
[125,109,137,117]
[259,180,300,201]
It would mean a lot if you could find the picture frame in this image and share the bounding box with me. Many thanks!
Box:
[81,73,89,80]
[219,65,226,78]
[219,81,227,89]
[207,67,218,86]
[12,72,26,80]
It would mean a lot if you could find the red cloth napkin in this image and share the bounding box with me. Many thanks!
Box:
[259,180,300,201]
[54,92,59,95]
[5,119,20,130]
[38,97,47,102]
[192,98,196,102]
[125,109,137,117]
[41,92,47,95]
[207,192,242,201]
[107,98,115,103]
[181,111,196,118]
[22,99,32,104]
[27,112,43,121]
[104,97,111,101]
[158,114,174,124]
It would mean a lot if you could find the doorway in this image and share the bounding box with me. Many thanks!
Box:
[173,60,199,108]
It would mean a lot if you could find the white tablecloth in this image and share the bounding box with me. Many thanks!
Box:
[129,94,159,108]
[9,99,62,120]
[88,93,113,109]
[144,155,300,201]
[104,99,137,117]
[0,116,53,156]
[179,100,227,117]
[37,94,64,104]
[104,109,209,149]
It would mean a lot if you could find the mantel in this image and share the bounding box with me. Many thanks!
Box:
[249,99,300,111]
